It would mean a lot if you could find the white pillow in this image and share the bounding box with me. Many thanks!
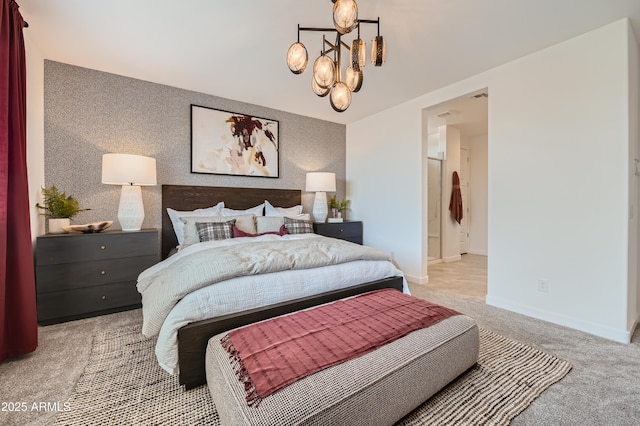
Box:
[221,203,264,217]
[264,200,303,217]
[256,214,310,234]
[181,214,257,247]
[167,202,224,246]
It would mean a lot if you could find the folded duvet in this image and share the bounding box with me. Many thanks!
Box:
[138,234,393,337]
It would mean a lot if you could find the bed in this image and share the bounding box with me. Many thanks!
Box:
[143,184,406,389]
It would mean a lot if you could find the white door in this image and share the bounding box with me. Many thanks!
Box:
[459,147,470,254]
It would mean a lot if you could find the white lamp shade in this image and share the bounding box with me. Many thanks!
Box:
[102,153,157,186]
[306,172,336,192]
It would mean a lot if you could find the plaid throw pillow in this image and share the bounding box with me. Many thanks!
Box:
[283,217,314,234]
[195,219,236,242]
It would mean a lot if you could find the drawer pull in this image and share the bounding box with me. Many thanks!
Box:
[100,270,106,275]
[100,245,106,250]
[101,295,107,300]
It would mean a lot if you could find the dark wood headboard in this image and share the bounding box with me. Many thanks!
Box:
[161,185,302,259]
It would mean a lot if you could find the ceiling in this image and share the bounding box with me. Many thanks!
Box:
[427,91,489,138]
[19,0,640,125]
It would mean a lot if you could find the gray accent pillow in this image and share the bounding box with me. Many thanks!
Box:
[181,214,257,247]
[283,217,314,234]
[196,220,236,242]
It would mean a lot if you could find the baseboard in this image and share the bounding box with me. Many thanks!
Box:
[467,249,488,256]
[486,294,632,344]
[405,273,429,285]
[443,255,462,263]
[631,315,640,339]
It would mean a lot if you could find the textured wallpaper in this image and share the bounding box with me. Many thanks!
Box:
[44,61,346,231]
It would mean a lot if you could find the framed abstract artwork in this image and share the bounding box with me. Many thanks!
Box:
[190,104,279,177]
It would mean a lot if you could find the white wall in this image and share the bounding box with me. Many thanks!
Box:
[24,32,45,240]
[347,19,637,342]
[347,106,426,283]
[463,134,488,255]
[488,19,631,342]
[628,24,640,333]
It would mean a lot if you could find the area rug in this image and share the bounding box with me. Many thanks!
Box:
[54,325,571,426]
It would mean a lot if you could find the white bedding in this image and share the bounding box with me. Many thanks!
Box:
[139,233,408,375]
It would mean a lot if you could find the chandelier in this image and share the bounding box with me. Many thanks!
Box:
[286,0,387,113]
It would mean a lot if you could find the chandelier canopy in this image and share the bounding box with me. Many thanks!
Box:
[286,0,387,113]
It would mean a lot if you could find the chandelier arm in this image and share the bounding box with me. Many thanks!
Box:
[298,18,379,33]
[322,38,339,56]
[291,1,383,112]
[355,18,380,27]
[298,26,338,33]
[336,36,342,83]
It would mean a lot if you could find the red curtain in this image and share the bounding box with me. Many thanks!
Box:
[0,0,37,362]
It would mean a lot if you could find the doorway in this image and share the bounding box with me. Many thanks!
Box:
[423,89,488,299]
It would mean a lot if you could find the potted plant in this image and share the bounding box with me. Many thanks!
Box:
[328,195,351,219]
[36,186,90,233]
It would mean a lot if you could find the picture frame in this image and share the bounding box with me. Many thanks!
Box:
[190,104,279,177]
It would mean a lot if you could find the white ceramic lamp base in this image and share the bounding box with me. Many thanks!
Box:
[312,191,329,223]
[118,185,144,231]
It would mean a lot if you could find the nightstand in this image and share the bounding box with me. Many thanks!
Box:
[313,221,363,244]
[35,229,159,325]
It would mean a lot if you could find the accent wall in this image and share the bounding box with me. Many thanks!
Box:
[35,61,346,235]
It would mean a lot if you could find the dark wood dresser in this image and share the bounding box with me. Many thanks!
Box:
[35,229,159,325]
[313,221,363,244]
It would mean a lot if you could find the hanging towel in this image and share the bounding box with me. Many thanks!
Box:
[449,171,463,224]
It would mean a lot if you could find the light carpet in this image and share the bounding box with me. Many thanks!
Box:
[54,325,571,426]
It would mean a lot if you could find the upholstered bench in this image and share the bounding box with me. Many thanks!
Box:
[205,294,479,426]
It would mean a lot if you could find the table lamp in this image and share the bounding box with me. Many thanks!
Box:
[101,153,157,231]
[306,172,336,223]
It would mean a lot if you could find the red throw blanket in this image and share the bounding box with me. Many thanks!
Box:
[220,289,460,406]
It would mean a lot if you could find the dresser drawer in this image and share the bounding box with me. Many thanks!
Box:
[36,254,158,293]
[36,281,141,323]
[36,230,158,265]
[313,221,363,244]
[35,229,158,324]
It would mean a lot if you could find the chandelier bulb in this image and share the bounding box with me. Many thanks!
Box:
[312,74,331,97]
[313,55,336,89]
[345,66,363,93]
[333,0,358,34]
[371,35,386,66]
[350,38,366,72]
[287,42,308,74]
[330,82,352,112]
